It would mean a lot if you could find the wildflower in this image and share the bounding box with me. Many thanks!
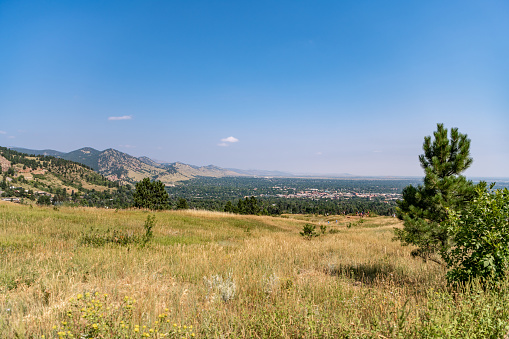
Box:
[77,294,83,300]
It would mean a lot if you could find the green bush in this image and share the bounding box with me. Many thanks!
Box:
[300,224,318,239]
[37,195,52,205]
[443,182,509,282]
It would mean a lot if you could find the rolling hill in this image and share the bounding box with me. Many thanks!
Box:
[9,147,248,185]
[0,146,124,204]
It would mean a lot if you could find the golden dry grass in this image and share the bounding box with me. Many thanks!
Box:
[1,202,508,338]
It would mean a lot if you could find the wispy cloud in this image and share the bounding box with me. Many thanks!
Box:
[0,131,6,134]
[218,136,239,147]
[108,115,133,121]
[119,144,136,148]
[222,136,239,143]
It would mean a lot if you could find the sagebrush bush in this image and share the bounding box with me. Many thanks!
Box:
[204,272,236,303]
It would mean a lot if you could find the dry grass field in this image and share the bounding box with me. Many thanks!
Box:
[1,201,509,338]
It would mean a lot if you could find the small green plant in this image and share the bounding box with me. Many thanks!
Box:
[300,224,318,239]
[143,214,156,245]
[79,215,156,248]
[79,228,138,247]
[320,224,327,234]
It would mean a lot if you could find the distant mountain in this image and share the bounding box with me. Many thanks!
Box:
[138,156,165,169]
[10,147,65,157]
[226,168,296,177]
[63,147,102,170]
[9,146,249,184]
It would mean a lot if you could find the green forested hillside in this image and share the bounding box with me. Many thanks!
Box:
[0,147,132,208]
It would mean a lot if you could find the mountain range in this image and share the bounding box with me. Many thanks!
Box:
[10,147,295,185]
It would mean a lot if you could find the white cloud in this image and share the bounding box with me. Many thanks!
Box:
[218,136,239,147]
[119,144,136,148]
[108,115,133,121]
[0,131,6,134]
[221,136,239,143]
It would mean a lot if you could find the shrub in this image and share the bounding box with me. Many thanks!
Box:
[142,214,156,246]
[204,272,236,303]
[320,224,327,234]
[37,195,52,206]
[79,215,155,247]
[300,224,318,239]
[443,182,509,283]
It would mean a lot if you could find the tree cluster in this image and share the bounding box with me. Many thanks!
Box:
[395,123,508,283]
[224,196,262,215]
[133,178,170,210]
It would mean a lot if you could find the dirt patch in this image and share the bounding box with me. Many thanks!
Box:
[0,155,11,172]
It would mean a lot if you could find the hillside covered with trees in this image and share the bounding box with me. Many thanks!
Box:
[0,147,132,208]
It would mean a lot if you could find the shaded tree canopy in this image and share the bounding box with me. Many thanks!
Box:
[133,178,170,210]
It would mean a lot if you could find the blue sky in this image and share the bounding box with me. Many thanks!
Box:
[1,1,508,177]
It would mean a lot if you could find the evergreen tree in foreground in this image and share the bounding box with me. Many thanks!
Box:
[394,123,475,263]
[133,178,170,210]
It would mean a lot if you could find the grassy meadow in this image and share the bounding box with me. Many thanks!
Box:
[1,201,509,338]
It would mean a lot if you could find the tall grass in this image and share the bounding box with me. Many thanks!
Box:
[1,202,508,338]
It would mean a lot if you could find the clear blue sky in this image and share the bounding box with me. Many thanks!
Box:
[1,0,508,177]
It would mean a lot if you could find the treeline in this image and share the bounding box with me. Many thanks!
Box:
[184,196,396,216]
[0,146,93,171]
[80,186,134,209]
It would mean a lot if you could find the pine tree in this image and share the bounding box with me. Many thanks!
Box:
[224,201,236,213]
[394,124,475,263]
[133,178,170,210]
[176,197,189,210]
